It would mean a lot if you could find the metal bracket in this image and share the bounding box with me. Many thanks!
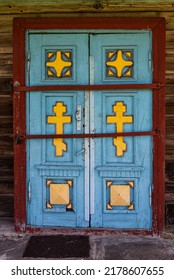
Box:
[28,181,31,203]
[15,135,23,144]
[14,81,20,88]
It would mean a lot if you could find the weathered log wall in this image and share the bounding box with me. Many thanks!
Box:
[0,1,174,223]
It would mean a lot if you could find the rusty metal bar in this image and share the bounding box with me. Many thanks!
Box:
[14,130,159,143]
[14,83,163,93]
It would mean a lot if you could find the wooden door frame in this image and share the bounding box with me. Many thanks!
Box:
[13,17,165,233]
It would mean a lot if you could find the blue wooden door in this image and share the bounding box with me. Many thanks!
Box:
[27,33,89,227]
[27,31,152,229]
[90,33,152,229]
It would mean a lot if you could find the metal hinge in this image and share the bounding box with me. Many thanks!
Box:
[148,50,152,72]
[27,51,31,73]
[28,181,31,203]
[150,184,153,207]
[89,55,94,85]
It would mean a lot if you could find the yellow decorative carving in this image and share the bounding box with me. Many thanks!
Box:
[124,69,132,77]
[106,50,133,78]
[107,181,112,187]
[67,202,73,210]
[67,180,73,187]
[48,69,54,76]
[107,101,133,156]
[64,52,71,58]
[46,202,53,209]
[128,203,134,210]
[129,181,134,188]
[47,102,71,156]
[106,204,112,210]
[46,51,72,78]
[46,180,52,186]
[125,51,132,59]
[48,52,54,58]
[107,181,134,210]
[47,180,72,206]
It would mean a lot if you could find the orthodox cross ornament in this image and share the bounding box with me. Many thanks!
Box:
[106,50,133,78]
[107,101,133,156]
[46,50,72,78]
[47,102,71,156]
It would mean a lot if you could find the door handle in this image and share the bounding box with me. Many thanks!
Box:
[75,148,85,156]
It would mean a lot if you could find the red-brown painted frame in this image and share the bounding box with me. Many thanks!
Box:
[13,17,165,233]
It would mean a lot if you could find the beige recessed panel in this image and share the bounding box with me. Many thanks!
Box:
[110,185,130,206]
[50,183,70,205]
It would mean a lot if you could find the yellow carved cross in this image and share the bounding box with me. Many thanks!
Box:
[106,50,133,78]
[47,102,71,156]
[107,101,133,156]
[46,51,72,78]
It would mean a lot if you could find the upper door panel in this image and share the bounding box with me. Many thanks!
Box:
[28,33,89,85]
[90,32,152,84]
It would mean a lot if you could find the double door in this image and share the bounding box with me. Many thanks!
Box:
[27,31,152,229]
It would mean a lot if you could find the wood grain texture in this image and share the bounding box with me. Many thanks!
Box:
[0,1,174,14]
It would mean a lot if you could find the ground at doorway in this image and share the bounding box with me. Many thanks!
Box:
[0,219,174,260]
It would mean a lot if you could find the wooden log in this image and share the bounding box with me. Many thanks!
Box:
[166,85,174,96]
[0,2,174,14]
[0,98,12,116]
[0,196,14,217]
[0,121,13,135]
[0,183,14,195]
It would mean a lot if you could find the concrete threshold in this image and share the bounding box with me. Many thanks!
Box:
[0,218,174,260]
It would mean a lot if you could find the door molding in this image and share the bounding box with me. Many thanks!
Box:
[13,17,165,233]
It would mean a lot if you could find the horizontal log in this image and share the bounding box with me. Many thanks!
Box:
[166,31,174,42]
[0,78,12,95]
[0,176,14,183]
[0,174,13,182]
[166,161,174,180]
[0,33,12,49]
[0,183,14,195]
[166,138,174,146]
[166,96,174,105]
[166,156,174,161]
[0,150,13,158]
[0,54,12,67]
[0,195,14,217]
[0,64,12,78]
[166,56,174,66]
[0,46,12,55]
[0,9,171,26]
[166,119,174,127]
[166,85,174,95]
[0,148,13,157]
[0,2,174,15]
[166,74,174,84]
[166,104,174,115]
[166,127,174,135]
[0,24,12,33]
[0,100,12,116]
[0,124,13,135]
